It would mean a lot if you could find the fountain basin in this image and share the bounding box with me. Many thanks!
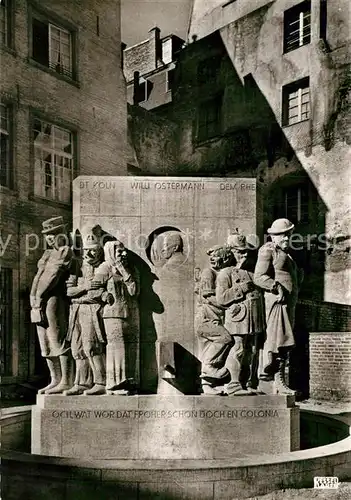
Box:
[1,404,350,500]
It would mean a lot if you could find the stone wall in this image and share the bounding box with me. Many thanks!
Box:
[309,332,351,400]
[127,104,178,175]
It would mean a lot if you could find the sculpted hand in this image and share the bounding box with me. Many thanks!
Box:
[30,295,37,308]
[276,283,286,304]
[102,292,114,305]
[30,296,42,309]
[241,281,255,294]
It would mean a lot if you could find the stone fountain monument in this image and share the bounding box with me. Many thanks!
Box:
[31,176,300,459]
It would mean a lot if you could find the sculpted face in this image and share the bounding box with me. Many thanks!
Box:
[232,248,248,268]
[209,250,222,270]
[83,247,103,265]
[271,232,290,251]
[160,233,182,260]
[45,234,56,248]
[115,244,128,264]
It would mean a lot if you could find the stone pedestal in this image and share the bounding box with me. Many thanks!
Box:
[32,394,299,459]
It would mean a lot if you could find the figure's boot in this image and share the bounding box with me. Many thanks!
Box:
[63,359,93,396]
[38,358,62,394]
[201,382,226,396]
[84,355,106,395]
[46,354,73,394]
[274,360,296,395]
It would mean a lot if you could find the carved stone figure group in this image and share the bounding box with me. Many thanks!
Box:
[195,218,303,396]
[31,215,302,398]
[30,217,139,396]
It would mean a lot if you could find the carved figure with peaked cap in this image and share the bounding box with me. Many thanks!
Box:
[216,234,265,395]
[64,231,110,396]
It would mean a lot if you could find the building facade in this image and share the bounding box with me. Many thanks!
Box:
[124,27,184,111]
[0,0,127,388]
[188,0,351,306]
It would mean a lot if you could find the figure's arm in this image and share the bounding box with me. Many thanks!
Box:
[123,271,138,297]
[253,246,276,292]
[32,247,73,305]
[30,255,47,306]
[199,268,218,306]
[216,270,244,307]
[113,260,138,297]
[66,276,87,298]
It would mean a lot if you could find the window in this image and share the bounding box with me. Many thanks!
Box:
[282,78,310,126]
[273,184,309,224]
[33,118,74,203]
[284,1,311,53]
[136,80,147,103]
[166,69,175,92]
[0,267,13,375]
[0,103,13,188]
[319,0,327,41]
[197,56,221,85]
[197,95,222,141]
[0,0,11,46]
[134,77,152,104]
[284,185,309,223]
[32,15,74,79]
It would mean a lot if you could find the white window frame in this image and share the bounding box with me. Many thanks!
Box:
[284,185,308,223]
[283,79,310,126]
[33,119,74,203]
[284,1,311,53]
[48,23,72,77]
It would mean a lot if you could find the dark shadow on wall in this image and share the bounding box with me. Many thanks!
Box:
[128,250,164,394]
[163,31,334,398]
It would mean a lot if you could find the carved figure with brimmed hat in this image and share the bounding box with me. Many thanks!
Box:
[195,245,233,395]
[30,217,73,395]
[216,234,265,396]
[254,218,303,395]
[267,218,295,235]
[41,216,66,235]
[64,230,111,396]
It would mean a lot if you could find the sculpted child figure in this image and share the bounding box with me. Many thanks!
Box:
[64,232,109,396]
[95,240,140,395]
[30,217,73,394]
[195,245,233,395]
[216,234,265,395]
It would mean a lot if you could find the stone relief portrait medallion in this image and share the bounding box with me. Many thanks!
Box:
[147,228,190,270]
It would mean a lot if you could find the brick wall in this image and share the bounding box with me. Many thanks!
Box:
[297,300,351,332]
[124,34,157,83]
[0,0,126,381]
[309,332,351,400]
